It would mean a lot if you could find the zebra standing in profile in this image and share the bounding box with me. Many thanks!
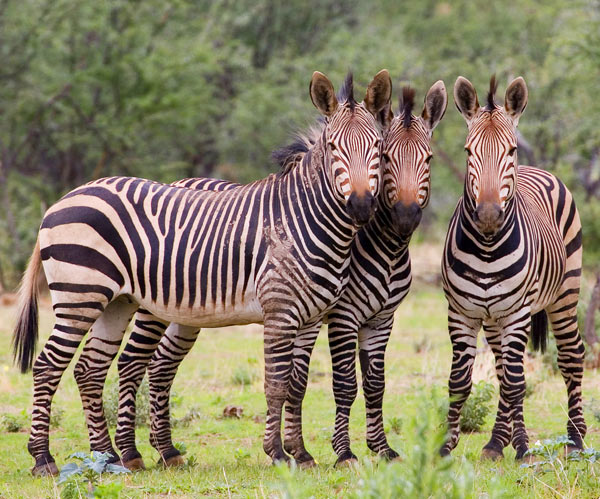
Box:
[105,82,447,469]
[12,70,393,476]
[440,76,586,460]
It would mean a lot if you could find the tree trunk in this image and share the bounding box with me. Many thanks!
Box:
[584,272,600,348]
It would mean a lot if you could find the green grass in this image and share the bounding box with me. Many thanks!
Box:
[1,283,600,497]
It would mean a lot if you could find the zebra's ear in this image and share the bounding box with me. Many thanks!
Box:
[454,76,479,123]
[377,101,394,129]
[422,80,447,133]
[364,69,392,117]
[504,77,528,125]
[310,72,338,117]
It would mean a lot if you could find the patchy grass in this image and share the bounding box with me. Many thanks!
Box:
[1,282,600,497]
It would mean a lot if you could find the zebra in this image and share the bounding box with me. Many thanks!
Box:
[106,82,447,469]
[440,76,586,460]
[12,70,393,476]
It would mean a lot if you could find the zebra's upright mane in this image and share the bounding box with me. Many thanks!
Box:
[338,72,356,111]
[399,87,416,128]
[271,123,324,175]
[485,75,498,111]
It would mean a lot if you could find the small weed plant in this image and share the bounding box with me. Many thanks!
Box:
[460,380,494,432]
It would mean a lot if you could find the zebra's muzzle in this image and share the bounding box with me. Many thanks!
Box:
[473,202,504,236]
[391,201,422,236]
[346,191,376,226]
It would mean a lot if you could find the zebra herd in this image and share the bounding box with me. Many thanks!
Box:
[11,70,586,476]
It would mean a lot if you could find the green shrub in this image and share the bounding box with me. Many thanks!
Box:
[231,365,259,386]
[0,410,28,433]
[460,381,494,432]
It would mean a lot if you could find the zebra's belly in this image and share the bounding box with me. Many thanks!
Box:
[135,295,264,328]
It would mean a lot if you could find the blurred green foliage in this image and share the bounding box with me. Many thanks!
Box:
[1,0,600,288]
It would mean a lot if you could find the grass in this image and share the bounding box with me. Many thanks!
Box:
[1,280,600,497]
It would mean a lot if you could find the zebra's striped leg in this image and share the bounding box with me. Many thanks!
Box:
[29,311,107,476]
[490,314,530,460]
[481,321,511,460]
[147,323,199,467]
[547,305,586,450]
[359,317,398,460]
[73,296,138,461]
[115,310,169,470]
[440,307,479,456]
[328,318,360,465]
[263,317,298,464]
[283,321,322,467]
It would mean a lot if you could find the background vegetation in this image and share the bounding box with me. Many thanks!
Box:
[1,0,600,287]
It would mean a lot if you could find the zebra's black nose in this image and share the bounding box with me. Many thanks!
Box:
[392,201,422,236]
[473,202,504,236]
[346,191,376,226]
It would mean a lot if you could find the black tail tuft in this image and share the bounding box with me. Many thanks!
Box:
[12,295,39,373]
[531,310,548,353]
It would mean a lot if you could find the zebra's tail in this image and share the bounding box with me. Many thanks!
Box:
[12,238,42,373]
[531,310,548,353]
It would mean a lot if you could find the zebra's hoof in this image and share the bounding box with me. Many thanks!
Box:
[162,454,186,467]
[123,456,146,471]
[31,461,59,477]
[335,456,359,469]
[296,458,316,469]
[480,447,504,461]
[380,448,401,461]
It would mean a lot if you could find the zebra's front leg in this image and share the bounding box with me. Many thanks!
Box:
[481,320,511,460]
[327,314,360,466]
[262,315,298,464]
[73,296,139,463]
[485,313,530,460]
[147,323,200,467]
[115,310,169,470]
[359,316,398,460]
[283,320,322,467]
[440,307,479,456]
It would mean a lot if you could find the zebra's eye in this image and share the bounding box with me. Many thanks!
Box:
[329,143,337,151]
[508,146,517,155]
[425,155,433,164]
[382,153,391,163]
[465,147,472,157]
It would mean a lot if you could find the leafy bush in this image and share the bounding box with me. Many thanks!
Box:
[460,381,494,432]
[0,410,28,433]
[231,365,259,386]
[59,451,129,499]
[103,378,150,428]
[352,388,475,499]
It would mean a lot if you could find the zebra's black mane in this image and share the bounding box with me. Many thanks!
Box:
[337,71,356,111]
[486,74,498,111]
[272,123,323,175]
[399,87,416,129]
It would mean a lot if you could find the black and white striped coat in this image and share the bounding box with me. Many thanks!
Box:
[440,76,585,460]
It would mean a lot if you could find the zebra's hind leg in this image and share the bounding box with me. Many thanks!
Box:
[481,320,510,461]
[115,310,169,470]
[73,296,138,463]
[546,303,586,451]
[358,317,398,461]
[29,302,109,476]
[147,323,199,467]
[327,314,360,466]
[283,321,322,467]
[440,306,479,457]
